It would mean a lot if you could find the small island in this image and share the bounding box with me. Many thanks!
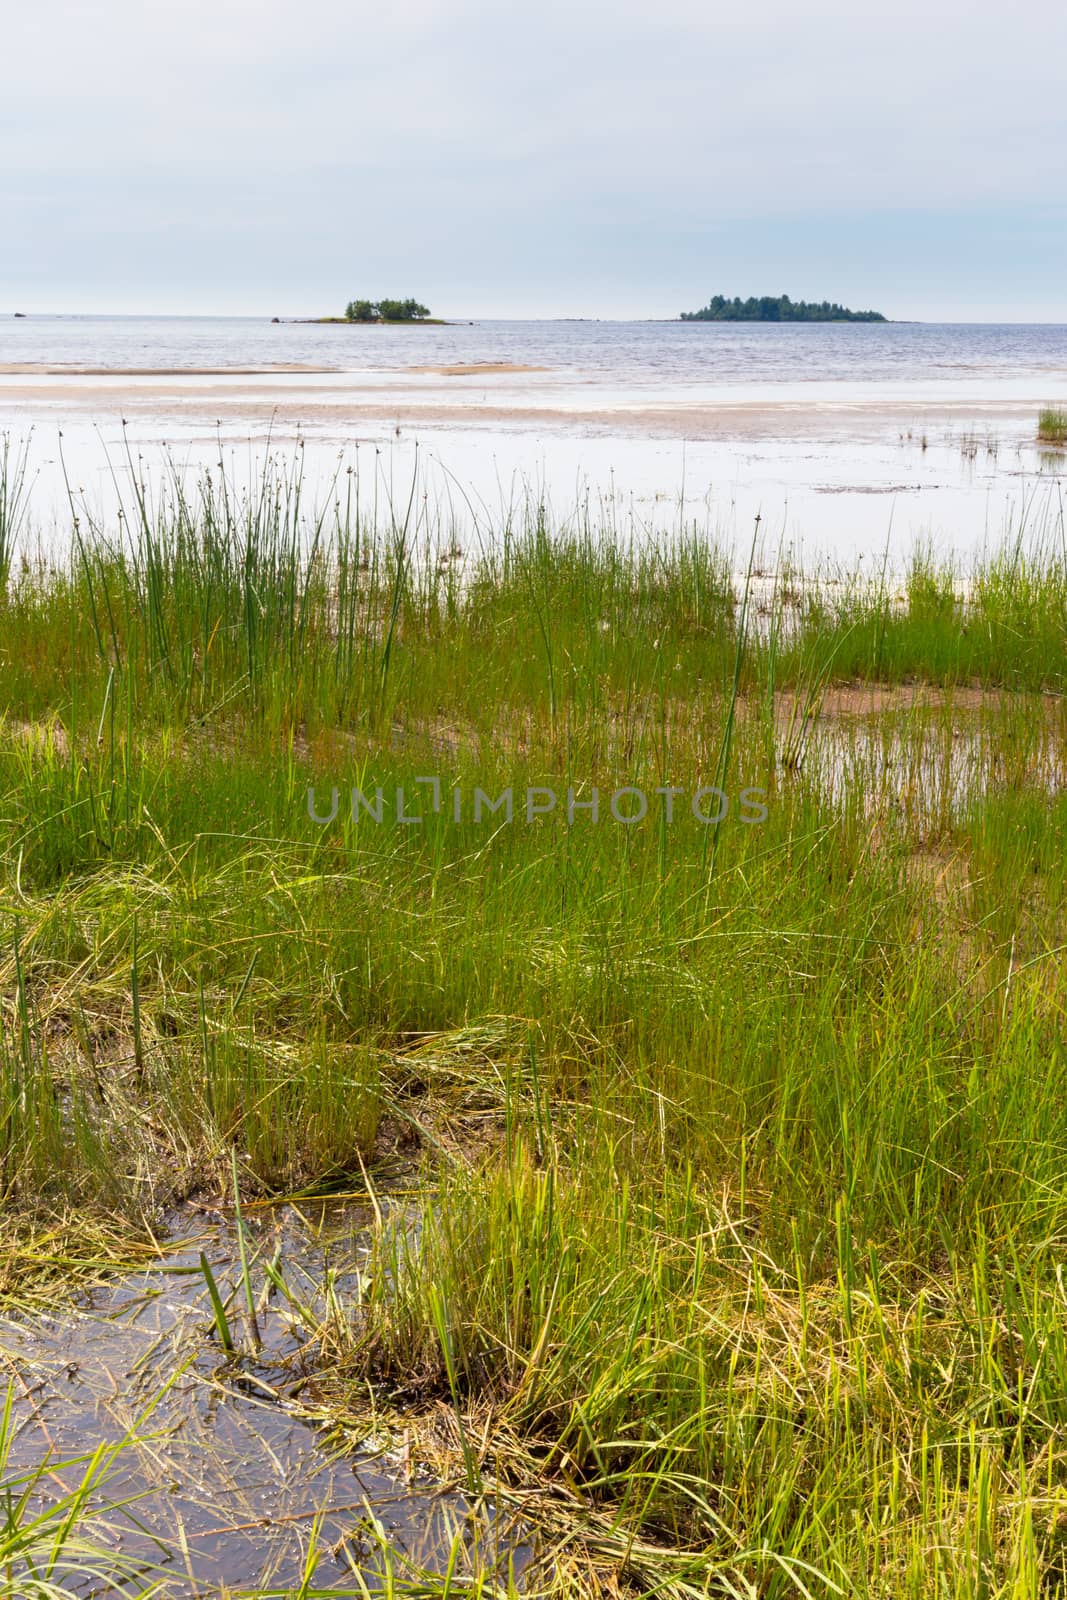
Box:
[306,298,448,326]
[681,294,886,323]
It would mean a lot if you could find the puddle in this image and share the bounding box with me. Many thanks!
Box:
[0,1200,534,1595]
[778,703,1065,824]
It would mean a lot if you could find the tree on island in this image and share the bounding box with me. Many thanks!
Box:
[344,297,431,323]
[681,294,885,323]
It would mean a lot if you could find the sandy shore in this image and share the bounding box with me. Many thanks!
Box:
[1,371,1063,445]
[0,363,334,377]
[2,360,1062,564]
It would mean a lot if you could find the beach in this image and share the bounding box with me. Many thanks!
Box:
[2,316,1065,564]
[0,315,1062,572]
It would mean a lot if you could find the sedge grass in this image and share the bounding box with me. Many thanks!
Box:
[0,432,32,592]
[1037,406,1067,446]
[3,452,1067,1593]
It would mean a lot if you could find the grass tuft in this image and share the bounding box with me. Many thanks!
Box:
[1038,406,1067,445]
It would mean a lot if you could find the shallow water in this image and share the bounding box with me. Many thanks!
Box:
[0,1200,533,1595]
[1,317,1065,561]
[772,690,1066,826]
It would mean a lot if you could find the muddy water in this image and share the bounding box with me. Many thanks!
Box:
[0,1200,532,1595]
[783,704,1067,825]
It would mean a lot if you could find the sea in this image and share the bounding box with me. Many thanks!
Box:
[2,315,1066,564]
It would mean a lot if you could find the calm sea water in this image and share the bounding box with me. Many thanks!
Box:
[2,317,1065,562]
[4,314,1067,386]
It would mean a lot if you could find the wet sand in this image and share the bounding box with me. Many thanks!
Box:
[1,359,1063,562]
[1,371,1063,444]
[0,362,334,376]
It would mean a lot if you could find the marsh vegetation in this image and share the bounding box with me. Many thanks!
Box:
[1038,407,1067,446]
[2,441,1067,1594]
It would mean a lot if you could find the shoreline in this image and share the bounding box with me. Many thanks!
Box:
[2,351,1062,560]
[1,376,1063,441]
[0,362,336,377]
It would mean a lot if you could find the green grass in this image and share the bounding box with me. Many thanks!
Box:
[0,432,32,590]
[1038,407,1067,445]
[0,1383,169,1598]
[4,451,1067,1594]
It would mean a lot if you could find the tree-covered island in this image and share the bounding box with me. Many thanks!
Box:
[681,294,886,322]
[345,298,434,322]
[305,298,446,325]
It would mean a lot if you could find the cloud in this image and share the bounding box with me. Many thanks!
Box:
[2,0,1065,314]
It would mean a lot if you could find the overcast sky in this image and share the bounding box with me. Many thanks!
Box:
[3,0,1065,320]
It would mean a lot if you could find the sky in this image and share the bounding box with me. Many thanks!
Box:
[3,0,1065,321]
